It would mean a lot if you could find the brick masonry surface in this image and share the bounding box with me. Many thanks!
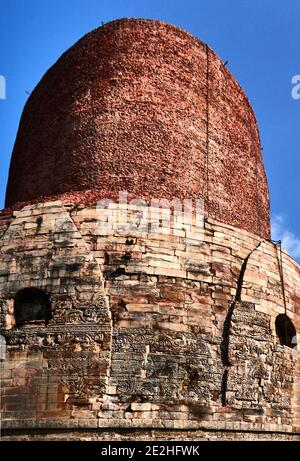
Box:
[0,201,299,440]
[5,19,270,238]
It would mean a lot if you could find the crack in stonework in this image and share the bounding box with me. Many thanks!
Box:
[68,206,113,397]
[220,240,263,406]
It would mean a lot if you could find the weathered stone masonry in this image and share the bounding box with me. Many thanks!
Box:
[0,201,299,439]
[1,18,299,440]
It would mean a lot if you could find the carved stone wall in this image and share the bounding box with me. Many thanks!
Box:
[0,202,111,423]
[0,201,299,439]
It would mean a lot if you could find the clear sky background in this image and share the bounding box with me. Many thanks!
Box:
[0,0,300,260]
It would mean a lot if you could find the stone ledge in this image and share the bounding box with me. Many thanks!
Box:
[1,418,296,434]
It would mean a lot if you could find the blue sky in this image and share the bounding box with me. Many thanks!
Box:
[0,0,300,259]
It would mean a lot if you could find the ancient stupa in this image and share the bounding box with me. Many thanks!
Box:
[0,19,299,441]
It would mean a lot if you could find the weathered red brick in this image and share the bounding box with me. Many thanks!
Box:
[5,19,269,238]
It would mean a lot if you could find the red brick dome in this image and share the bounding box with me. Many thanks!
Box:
[5,18,270,238]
